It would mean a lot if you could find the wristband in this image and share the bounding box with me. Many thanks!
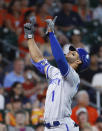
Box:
[28,34,33,39]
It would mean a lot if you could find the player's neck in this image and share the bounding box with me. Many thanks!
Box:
[70,63,78,71]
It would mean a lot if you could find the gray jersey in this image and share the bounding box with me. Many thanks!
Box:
[44,65,80,122]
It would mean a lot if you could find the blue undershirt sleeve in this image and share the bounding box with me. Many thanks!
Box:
[49,32,70,76]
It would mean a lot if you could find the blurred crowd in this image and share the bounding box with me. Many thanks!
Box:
[0,0,102,131]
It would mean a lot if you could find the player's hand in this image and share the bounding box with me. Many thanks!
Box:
[24,16,36,39]
[45,16,57,34]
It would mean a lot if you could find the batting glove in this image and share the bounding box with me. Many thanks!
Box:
[45,16,57,35]
[24,16,36,39]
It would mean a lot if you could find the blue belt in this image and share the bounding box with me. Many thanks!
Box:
[45,121,60,128]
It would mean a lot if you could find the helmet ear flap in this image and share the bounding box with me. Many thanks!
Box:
[76,48,90,72]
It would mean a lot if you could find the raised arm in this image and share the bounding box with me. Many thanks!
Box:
[49,32,69,76]
[45,17,69,76]
[24,18,49,74]
[24,17,44,62]
[27,38,43,62]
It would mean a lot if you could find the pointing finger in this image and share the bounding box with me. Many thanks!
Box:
[30,16,36,26]
[53,16,57,23]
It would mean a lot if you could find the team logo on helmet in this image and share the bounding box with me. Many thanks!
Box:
[86,54,89,61]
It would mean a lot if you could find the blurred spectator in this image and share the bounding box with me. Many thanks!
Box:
[3,58,25,88]
[31,89,46,125]
[5,98,22,126]
[76,108,90,130]
[57,31,69,48]
[39,36,53,60]
[0,27,18,61]
[71,90,98,125]
[0,123,7,131]
[6,82,31,109]
[92,126,99,131]
[22,8,36,24]
[0,84,4,95]
[44,0,60,16]
[0,0,6,27]
[69,29,85,48]
[93,0,102,24]
[97,45,102,69]
[82,124,93,131]
[18,33,29,58]
[21,0,29,10]
[0,54,6,84]
[0,94,5,110]
[34,2,52,44]
[5,0,22,36]
[8,110,34,131]
[5,98,29,126]
[55,0,84,32]
[73,0,92,21]
[0,85,5,123]
[40,43,53,60]
[0,13,4,27]
[35,123,44,131]
[93,117,102,131]
[0,0,5,13]
[4,0,12,8]
[32,99,40,111]
[23,66,41,98]
[80,52,101,83]
[20,0,36,15]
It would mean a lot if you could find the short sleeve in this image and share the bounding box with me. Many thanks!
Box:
[64,66,80,86]
[31,59,50,74]
[46,65,60,79]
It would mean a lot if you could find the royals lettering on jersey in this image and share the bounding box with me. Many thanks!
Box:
[44,64,80,122]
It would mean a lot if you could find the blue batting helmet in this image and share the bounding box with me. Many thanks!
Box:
[69,46,90,72]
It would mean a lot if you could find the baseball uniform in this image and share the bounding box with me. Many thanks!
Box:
[44,64,80,131]
[31,32,90,131]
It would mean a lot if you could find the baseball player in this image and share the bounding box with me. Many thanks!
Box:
[24,17,90,131]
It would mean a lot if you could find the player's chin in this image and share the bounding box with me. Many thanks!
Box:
[66,57,71,63]
[65,56,69,61]
[66,55,71,61]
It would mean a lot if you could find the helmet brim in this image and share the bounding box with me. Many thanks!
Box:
[69,45,76,51]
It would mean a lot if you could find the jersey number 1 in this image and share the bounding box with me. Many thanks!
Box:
[52,90,55,102]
